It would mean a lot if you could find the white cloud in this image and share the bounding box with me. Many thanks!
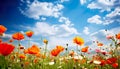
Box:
[80,0,87,5]
[105,7,120,22]
[0,34,11,39]
[87,15,102,24]
[87,9,120,25]
[87,0,116,12]
[41,17,46,21]
[83,27,90,35]
[90,27,120,43]
[48,36,75,50]
[20,0,64,19]
[60,0,69,3]
[59,16,74,26]
[30,22,79,37]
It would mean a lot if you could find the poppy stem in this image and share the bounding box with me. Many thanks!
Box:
[77,45,78,55]
[18,40,20,53]
[44,44,47,56]
[28,38,30,47]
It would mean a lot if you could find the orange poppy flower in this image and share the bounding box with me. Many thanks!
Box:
[56,45,64,52]
[0,39,2,43]
[81,46,89,53]
[19,54,26,59]
[35,53,41,57]
[9,39,13,43]
[97,43,103,46]
[116,33,120,39]
[24,61,29,66]
[69,50,74,57]
[73,36,84,46]
[25,31,34,38]
[24,49,28,54]
[51,49,60,56]
[112,63,118,68]
[0,42,15,56]
[0,25,7,35]
[34,58,39,63]
[12,32,24,40]
[43,39,48,44]
[27,45,40,54]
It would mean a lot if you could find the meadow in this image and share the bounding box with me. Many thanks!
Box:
[0,25,120,69]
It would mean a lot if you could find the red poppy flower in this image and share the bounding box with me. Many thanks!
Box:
[19,54,26,59]
[106,57,117,64]
[0,25,7,35]
[0,39,2,43]
[0,42,15,56]
[100,60,106,66]
[81,46,89,53]
[9,39,13,43]
[12,32,24,40]
[51,49,60,56]
[112,63,118,68]
[116,33,120,39]
[25,31,34,38]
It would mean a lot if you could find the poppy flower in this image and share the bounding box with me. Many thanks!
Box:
[56,45,64,52]
[100,60,106,66]
[0,42,15,56]
[19,45,25,49]
[116,33,120,39]
[27,45,40,55]
[12,32,24,40]
[0,25,7,35]
[97,43,103,46]
[51,49,60,56]
[69,50,74,56]
[43,39,48,44]
[19,54,26,59]
[9,39,13,43]
[106,57,117,64]
[25,31,34,38]
[0,39,2,43]
[81,46,89,53]
[24,49,28,54]
[106,35,113,40]
[73,36,84,46]
[112,63,118,68]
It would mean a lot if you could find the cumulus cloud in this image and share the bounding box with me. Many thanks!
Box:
[60,0,69,3]
[80,0,86,5]
[83,27,90,35]
[20,0,64,19]
[0,34,11,39]
[87,7,120,25]
[87,15,102,24]
[90,27,120,43]
[87,0,117,12]
[28,22,79,37]
[86,0,120,25]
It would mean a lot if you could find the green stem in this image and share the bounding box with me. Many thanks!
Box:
[44,44,47,56]
[28,38,31,47]
[77,45,78,55]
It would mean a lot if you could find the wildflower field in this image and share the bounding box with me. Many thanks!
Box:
[0,25,120,69]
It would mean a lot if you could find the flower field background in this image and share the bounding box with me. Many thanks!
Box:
[0,25,120,69]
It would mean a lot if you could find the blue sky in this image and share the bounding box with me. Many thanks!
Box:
[0,0,120,50]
